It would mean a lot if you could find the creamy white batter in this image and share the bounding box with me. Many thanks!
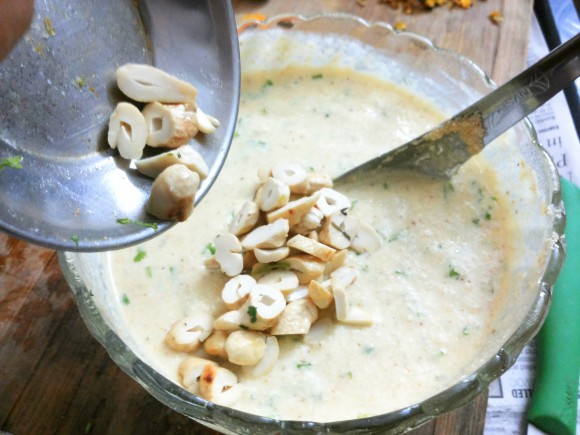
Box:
[107,66,516,422]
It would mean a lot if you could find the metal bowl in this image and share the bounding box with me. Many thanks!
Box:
[59,13,565,434]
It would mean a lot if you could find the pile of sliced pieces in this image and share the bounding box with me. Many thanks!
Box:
[108,64,218,221]
[164,164,382,405]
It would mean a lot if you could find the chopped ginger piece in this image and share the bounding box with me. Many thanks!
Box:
[489,10,504,25]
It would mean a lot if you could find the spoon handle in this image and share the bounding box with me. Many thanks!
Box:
[473,32,580,145]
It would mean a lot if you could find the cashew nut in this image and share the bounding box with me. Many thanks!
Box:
[270,298,319,335]
[146,164,200,221]
[256,177,290,212]
[285,255,326,284]
[164,314,213,352]
[304,317,333,345]
[258,270,299,293]
[196,107,220,134]
[142,101,198,148]
[266,191,321,225]
[214,233,244,277]
[291,207,324,235]
[271,163,308,192]
[285,285,310,302]
[203,330,229,359]
[253,246,290,264]
[199,364,242,406]
[178,356,217,394]
[229,201,260,236]
[324,249,348,275]
[340,307,374,327]
[225,330,267,365]
[292,172,334,195]
[222,274,256,310]
[116,63,197,103]
[241,219,289,250]
[318,212,351,250]
[107,102,147,160]
[308,279,334,309]
[333,287,349,321]
[135,145,209,179]
[316,188,351,216]
[286,234,336,262]
[330,266,359,289]
[348,219,382,254]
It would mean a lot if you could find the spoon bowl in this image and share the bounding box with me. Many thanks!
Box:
[0,0,240,251]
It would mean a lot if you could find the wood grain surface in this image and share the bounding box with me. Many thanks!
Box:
[0,0,531,434]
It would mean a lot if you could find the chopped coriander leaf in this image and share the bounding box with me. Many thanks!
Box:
[297,360,312,369]
[472,218,480,225]
[233,130,240,138]
[484,212,492,221]
[349,199,358,210]
[71,235,80,248]
[75,75,86,88]
[121,294,130,305]
[311,73,323,79]
[342,371,353,379]
[205,242,216,255]
[247,305,258,323]
[362,345,375,354]
[133,248,146,262]
[443,181,455,197]
[116,218,158,231]
[448,266,461,279]
[239,324,249,330]
[395,269,406,276]
[264,79,273,87]
[383,182,389,189]
[145,266,153,278]
[463,326,470,335]
[0,156,23,171]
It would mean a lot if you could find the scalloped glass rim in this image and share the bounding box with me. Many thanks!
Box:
[59,12,566,435]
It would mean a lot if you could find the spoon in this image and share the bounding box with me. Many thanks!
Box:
[336,33,580,184]
[0,0,240,252]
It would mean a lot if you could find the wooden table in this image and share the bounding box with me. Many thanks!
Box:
[0,1,532,433]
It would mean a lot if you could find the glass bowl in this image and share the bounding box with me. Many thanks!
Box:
[59,13,565,435]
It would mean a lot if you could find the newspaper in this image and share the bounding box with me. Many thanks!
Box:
[484,12,580,435]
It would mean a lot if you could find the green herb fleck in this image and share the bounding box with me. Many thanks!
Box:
[205,242,216,255]
[239,324,249,330]
[75,75,86,88]
[341,371,353,379]
[362,345,375,354]
[472,218,480,225]
[484,212,492,221]
[349,199,358,210]
[395,269,406,276]
[247,305,258,323]
[116,218,158,231]
[84,422,93,434]
[145,266,153,278]
[121,294,130,305]
[44,17,56,36]
[252,261,291,276]
[71,235,80,248]
[383,182,389,189]
[233,130,240,138]
[311,73,323,79]
[297,360,312,369]
[448,266,461,279]
[443,181,455,197]
[361,264,370,272]
[463,326,470,336]
[0,156,23,171]
[264,79,273,87]
[133,248,146,262]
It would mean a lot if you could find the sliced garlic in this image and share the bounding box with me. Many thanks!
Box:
[222,274,256,310]
[107,102,147,160]
[253,246,290,264]
[164,314,213,352]
[116,63,197,103]
[256,177,290,212]
[258,270,299,293]
[229,201,260,236]
[135,145,209,179]
[225,330,267,366]
[270,298,319,335]
[199,365,242,406]
[271,163,308,192]
[241,219,289,250]
[316,188,351,216]
[146,164,200,221]
[214,233,244,277]
[178,357,217,394]
[286,234,336,262]
[142,102,198,148]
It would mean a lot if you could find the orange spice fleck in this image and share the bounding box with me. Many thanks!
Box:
[394,21,407,31]
[241,13,266,22]
[489,10,504,25]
